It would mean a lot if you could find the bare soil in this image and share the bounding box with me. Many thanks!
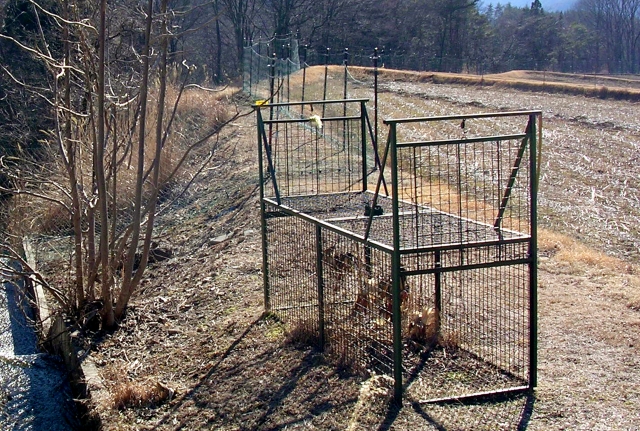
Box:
[86,72,640,430]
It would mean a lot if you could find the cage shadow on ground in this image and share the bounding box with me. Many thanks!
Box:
[151,315,361,430]
[405,391,536,431]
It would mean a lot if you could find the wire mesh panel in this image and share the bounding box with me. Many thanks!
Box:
[264,203,320,338]
[257,99,371,199]
[389,113,535,249]
[401,254,531,402]
[320,228,394,374]
[258,106,539,403]
[384,112,538,401]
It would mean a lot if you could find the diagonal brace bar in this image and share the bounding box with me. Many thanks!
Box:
[364,132,392,241]
[494,131,530,231]
[258,108,281,205]
[364,108,389,195]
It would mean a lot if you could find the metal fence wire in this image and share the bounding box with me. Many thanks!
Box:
[257,100,539,404]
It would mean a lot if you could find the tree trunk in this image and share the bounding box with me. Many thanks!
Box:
[61,0,84,310]
[97,0,114,328]
[115,0,155,319]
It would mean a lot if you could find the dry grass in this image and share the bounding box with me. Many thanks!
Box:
[112,381,174,410]
[538,228,640,313]
[347,66,640,101]
[344,66,640,102]
[538,228,622,269]
[8,81,233,236]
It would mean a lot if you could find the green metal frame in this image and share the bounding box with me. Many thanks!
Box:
[257,103,540,405]
[382,111,540,403]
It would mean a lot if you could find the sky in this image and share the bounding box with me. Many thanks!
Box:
[484,0,578,11]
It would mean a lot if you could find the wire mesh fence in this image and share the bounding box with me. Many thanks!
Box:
[243,36,301,101]
[258,101,539,403]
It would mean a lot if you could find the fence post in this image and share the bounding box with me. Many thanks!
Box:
[372,48,380,161]
[343,48,349,102]
[323,47,330,116]
[301,45,308,117]
[269,52,276,103]
[264,41,269,98]
[277,48,283,104]
[287,43,291,104]
[343,48,349,153]
[248,38,253,97]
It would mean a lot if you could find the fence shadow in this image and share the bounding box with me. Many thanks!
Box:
[151,314,360,430]
[404,391,536,431]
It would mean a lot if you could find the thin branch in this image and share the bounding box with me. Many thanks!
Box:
[0,187,72,214]
[184,83,230,92]
[0,244,69,307]
[27,0,96,32]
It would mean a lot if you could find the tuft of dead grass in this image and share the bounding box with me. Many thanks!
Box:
[438,330,463,351]
[112,380,174,410]
[346,374,394,431]
[284,320,319,346]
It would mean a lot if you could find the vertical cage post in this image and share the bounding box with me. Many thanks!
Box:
[256,108,270,311]
[301,45,308,117]
[323,48,330,115]
[316,225,326,351]
[389,121,403,404]
[528,113,538,389]
[372,48,379,157]
[434,250,442,333]
[360,101,368,192]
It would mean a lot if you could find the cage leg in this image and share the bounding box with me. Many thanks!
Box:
[316,225,325,351]
[434,250,442,338]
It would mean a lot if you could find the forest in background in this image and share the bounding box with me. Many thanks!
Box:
[92,0,640,80]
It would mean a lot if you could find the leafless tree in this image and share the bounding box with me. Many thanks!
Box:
[0,0,242,328]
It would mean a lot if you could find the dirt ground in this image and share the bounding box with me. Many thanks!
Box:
[85,73,640,430]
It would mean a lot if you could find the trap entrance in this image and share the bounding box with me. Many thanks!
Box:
[256,100,539,403]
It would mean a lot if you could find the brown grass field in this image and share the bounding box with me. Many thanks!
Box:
[85,68,640,430]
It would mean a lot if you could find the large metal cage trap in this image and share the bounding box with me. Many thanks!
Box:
[255,99,539,403]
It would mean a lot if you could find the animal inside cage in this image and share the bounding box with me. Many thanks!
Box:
[256,99,539,403]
